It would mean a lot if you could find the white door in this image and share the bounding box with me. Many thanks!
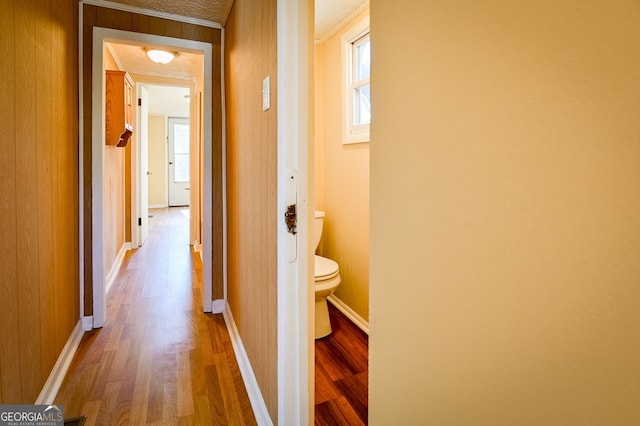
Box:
[138,85,149,246]
[168,117,190,206]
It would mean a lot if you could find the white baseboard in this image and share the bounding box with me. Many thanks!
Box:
[35,320,85,404]
[148,204,166,209]
[222,304,273,426]
[211,299,225,314]
[194,242,203,262]
[328,295,369,335]
[82,316,93,331]
[105,243,130,295]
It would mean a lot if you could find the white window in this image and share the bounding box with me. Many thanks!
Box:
[343,19,370,144]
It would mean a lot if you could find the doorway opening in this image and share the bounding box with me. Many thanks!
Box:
[89,27,214,328]
[135,84,195,248]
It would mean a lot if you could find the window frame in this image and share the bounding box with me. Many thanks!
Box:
[342,18,371,144]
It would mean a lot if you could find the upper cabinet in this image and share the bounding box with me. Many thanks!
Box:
[105,70,134,147]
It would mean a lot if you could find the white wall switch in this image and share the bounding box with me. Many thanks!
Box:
[262,76,270,111]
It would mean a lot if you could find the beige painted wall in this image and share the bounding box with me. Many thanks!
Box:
[103,46,126,274]
[148,114,167,207]
[370,0,640,424]
[315,9,370,321]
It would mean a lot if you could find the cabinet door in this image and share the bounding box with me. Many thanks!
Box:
[124,75,133,128]
[105,70,134,146]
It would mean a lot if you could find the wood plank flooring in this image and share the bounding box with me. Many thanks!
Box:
[315,304,369,425]
[55,208,256,425]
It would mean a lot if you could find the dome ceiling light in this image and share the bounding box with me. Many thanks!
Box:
[146,48,176,64]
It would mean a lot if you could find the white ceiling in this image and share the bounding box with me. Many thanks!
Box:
[106,42,198,116]
[106,42,203,82]
[143,85,190,117]
[106,0,231,24]
[315,0,369,41]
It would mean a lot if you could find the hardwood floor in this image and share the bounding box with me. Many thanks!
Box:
[315,303,369,425]
[55,208,256,425]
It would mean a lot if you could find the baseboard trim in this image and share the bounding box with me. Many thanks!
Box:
[148,203,166,209]
[222,303,273,426]
[328,295,369,335]
[211,299,225,314]
[35,320,85,404]
[105,243,130,295]
[82,316,93,331]
[194,242,203,262]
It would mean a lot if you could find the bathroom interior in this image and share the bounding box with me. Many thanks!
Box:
[313,2,370,422]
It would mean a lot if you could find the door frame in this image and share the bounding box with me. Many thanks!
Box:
[132,80,197,246]
[277,0,313,423]
[88,27,213,327]
[133,83,149,248]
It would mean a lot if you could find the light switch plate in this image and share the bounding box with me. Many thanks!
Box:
[262,76,270,111]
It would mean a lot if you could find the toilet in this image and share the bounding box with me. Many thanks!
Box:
[314,210,341,339]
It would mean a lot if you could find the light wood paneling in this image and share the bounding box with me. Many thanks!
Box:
[81,4,223,316]
[35,0,55,398]
[0,0,79,403]
[15,0,42,401]
[225,0,278,421]
[0,0,21,404]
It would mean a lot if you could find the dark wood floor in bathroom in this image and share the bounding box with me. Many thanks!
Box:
[315,303,369,425]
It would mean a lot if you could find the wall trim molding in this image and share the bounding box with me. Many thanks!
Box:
[223,303,273,425]
[148,203,167,209]
[328,294,369,335]
[81,0,222,29]
[35,320,85,404]
[211,299,225,314]
[82,316,94,331]
[105,243,130,295]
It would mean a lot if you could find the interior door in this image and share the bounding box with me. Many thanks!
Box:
[168,117,190,207]
[138,85,149,246]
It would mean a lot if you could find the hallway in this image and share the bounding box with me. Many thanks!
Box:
[55,208,256,425]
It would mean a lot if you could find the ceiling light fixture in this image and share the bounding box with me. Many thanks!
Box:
[146,49,176,64]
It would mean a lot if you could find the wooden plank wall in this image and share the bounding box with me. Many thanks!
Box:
[224,0,279,421]
[0,0,79,403]
[81,5,224,315]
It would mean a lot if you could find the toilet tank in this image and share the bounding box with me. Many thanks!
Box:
[314,210,325,251]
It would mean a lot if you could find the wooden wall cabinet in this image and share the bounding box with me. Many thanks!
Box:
[105,70,134,147]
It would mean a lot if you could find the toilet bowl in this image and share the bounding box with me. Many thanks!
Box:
[314,211,341,339]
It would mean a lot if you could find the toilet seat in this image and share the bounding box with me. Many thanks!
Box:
[315,255,339,281]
